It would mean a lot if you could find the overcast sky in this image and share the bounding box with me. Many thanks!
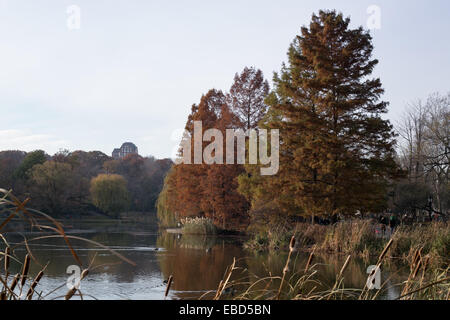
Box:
[0,0,449,159]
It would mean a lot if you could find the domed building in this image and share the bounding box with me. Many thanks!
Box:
[112,142,138,159]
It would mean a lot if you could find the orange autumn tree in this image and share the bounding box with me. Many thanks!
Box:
[240,11,400,223]
[172,90,222,218]
[203,105,250,230]
[164,89,248,230]
[160,66,270,231]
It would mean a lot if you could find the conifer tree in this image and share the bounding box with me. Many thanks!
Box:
[172,89,224,217]
[227,67,270,130]
[165,89,250,230]
[243,10,399,221]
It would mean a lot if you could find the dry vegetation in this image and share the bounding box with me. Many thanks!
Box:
[245,220,450,268]
[180,217,218,235]
[211,236,450,300]
[0,189,134,300]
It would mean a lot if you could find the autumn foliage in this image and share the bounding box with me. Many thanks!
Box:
[161,67,270,231]
[242,11,402,227]
[160,10,403,232]
[90,174,130,217]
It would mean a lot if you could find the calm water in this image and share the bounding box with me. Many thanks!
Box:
[1,218,409,300]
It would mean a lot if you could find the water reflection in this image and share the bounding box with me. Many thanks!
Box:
[1,219,408,300]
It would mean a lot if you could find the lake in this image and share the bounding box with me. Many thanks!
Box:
[1,218,410,300]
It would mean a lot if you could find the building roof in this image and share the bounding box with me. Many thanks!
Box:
[120,142,137,149]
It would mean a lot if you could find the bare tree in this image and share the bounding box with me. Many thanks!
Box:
[423,93,450,212]
[396,92,450,215]
[397,100,427,182]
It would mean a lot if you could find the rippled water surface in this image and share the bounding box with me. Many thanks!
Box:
[1,218,410,300]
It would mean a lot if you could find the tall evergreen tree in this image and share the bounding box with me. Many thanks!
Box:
[243,10,399,221]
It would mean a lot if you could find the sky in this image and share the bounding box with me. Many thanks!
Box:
[0,0,449,159]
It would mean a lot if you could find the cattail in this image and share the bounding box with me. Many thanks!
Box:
[4,247,10,273]
[304,247,315,273]
[26,270,44,300]
[377,239,393,265]
[81,269,89,280]
[0,291,6,301]
[277,248,294,299]
[339,255,351,278]
[164,275,173,298]
[289,236,296,252]
[20,254,31,287]
[64,287,77,300]
[64,268,89,300]
[10,274,19,292]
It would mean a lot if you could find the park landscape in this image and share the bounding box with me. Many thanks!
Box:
[0,7,449,300]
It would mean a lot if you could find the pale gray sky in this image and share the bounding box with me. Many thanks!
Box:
[0,0,449,158]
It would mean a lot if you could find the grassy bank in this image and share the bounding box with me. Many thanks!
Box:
[245,221,450,267]
[209,237,450,300]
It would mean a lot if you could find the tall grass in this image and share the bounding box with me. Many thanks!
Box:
[0,188,134,300]
[181,217,217,235]
[210,236,450,300]
[245,220,449,267]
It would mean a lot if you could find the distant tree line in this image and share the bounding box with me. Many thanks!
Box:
[0,149,172,217]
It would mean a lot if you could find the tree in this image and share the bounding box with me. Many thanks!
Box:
[160,89,251,230]
[103,159,120,174]
[90,174,130,217]
[14,150,47,180]
[0,151,26,190]
[227,67,270,130]
[397,92,449,214]
[393,181,431,218]
[242,10,399,222]
[203,105,250,230]
[29,161,78,215]
[156,168,178,227]
[67,150,110,178]
[398,100,428,182]
[171,89,224,218]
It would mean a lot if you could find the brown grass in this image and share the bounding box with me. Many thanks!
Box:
[246,220,449,268]
[211,237,449,300]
